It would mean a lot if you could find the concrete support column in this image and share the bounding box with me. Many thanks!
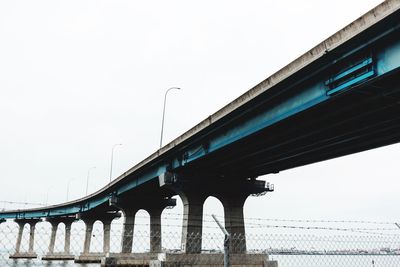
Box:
[10,218,41,259]
[149,208,162,253]
[102,219,112,254]
[42,217,76,261]
[180,193,207,254]
[75,211,120,263]
[27,221,37,254]
[48,222,59,254]
[110,196,175,255]
[14,222,25,254]
[83,219,94,254]
[219,194,248,254]
[64,220,73,254]
[121,210,136,253]
[216,178,271,254]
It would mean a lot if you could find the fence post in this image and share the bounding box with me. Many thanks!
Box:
[212,214,230,267]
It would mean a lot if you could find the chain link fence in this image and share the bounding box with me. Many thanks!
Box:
[0,220,399,266]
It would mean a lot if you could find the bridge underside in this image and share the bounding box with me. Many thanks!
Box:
[180,69,400,179]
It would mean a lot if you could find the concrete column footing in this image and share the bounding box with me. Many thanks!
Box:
[101,253,278,267]
[75,252,106,263]
[9,252,37,259]
[41,253,75,260]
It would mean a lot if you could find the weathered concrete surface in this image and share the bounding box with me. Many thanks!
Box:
[101,253,160,266]
[9,252,37,259]
[102,253,278,267]
[42,253,75,261]
[75,252,106,263]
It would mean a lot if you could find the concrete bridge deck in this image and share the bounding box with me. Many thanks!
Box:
[0,1,400,266]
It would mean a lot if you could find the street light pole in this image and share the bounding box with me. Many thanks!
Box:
[66,178,76,202]
[85,167,96,196]
[160,87,181,148]
[45,185,56,206]
[109,143,122,183]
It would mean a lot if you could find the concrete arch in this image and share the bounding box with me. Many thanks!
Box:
[19,223,30,252]
[161,196,182,251]
[34,220,51,255]
[202,196,225,251]
[2,220,17,253]
[110,214,123,253]
[53,222,66,253]
[90,220,104,253]
[71,220,85,255]
[133,209,150,253]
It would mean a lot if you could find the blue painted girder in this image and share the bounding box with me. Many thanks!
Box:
[1,6,400,220]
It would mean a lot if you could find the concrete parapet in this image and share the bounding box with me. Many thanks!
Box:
[101,253,278,267]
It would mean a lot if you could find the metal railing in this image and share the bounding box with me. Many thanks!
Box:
[0,220,399,267]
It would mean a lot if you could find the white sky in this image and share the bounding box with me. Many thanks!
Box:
[1,0,398,224]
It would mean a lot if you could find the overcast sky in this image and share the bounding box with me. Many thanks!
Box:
[1,0,398,224]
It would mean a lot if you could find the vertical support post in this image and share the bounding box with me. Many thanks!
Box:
[220,195,248,254]
[83,219,94,254]
[28,221,38,254]
[149,208,162,253]
[11,219,41,258]
[43,217,75,260]
[121,210,136,253]
[14,222,24,254]
[48,222,58,254]
[180,193,206,254]
[103,220,112,254]
[64,220,73,254]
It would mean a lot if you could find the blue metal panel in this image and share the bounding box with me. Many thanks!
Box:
[326,58,373,85]
[116,164,168,196]
[184,83,328,163]
[376,40,400,75]
[327,70,376,96]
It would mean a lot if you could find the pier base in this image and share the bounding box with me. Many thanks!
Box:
[9,252,37,259]
[101,253,278,267]
[75,252,106,263]
[42,253,75,260]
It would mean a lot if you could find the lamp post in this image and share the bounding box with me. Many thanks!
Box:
[160,87,181,148]
[85,167,96,196]
[45,185,56,206]
[109,143,122,183]
[66,178,76,201]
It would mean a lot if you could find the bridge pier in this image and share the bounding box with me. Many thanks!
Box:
[179,191,207,254]
[110,196,176,254]
[103,217,114,254]
[42,217,75,260]
[75,211,121,263]
[102,197,176,266]
[10,218,41,259]
[82,218,94,255]
[161,174,272,255]
[120,209,137,254]
[217,193,249,254]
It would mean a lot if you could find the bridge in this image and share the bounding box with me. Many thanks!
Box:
[1,1,400,266]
